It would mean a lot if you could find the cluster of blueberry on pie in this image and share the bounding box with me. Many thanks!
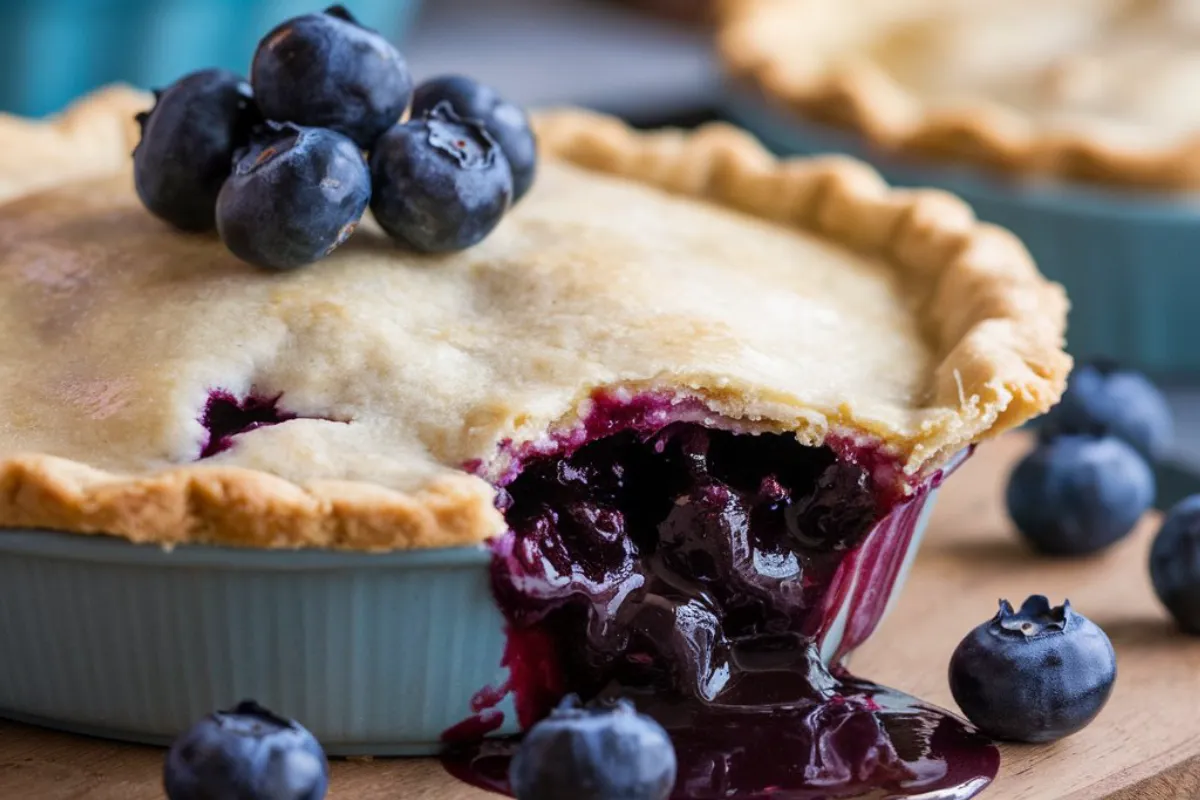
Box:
[134,5,536,269]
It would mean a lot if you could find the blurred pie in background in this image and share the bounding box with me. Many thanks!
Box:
[716,0,1200,377]
[607,0,718,25]
[719,0,1200,189]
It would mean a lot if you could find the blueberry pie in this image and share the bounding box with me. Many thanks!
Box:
[720,0,1200,189]
[0,88,1068,552]
[2,87,1070,797]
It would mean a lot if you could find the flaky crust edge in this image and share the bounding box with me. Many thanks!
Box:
[718,0,1200,191]
[0,84,147,204]
[0,91,1070,550]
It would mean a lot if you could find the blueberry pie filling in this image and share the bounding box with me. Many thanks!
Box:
[444,391,998,799]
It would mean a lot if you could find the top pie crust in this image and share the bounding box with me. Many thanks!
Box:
[719,0,1200,190]
[0,88,1069,551]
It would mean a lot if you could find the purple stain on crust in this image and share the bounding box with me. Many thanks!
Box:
[481,391,716,489]
[198,390,333,459]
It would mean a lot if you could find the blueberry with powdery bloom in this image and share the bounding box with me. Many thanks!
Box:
[216,122,370,270]
[370,103,513,253]
[251,5,413,149]
[134,68,261,231]
[412,75,538,202]
[509,695,676,800]
[1151,496,1200,634]
[1006,435,1153,556]
[1041,359,1173,461]
[163,700,329,800]
[949,596,1115,743]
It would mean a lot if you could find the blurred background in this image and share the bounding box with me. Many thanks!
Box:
[0,0,718,120]
[7,0,1200,475]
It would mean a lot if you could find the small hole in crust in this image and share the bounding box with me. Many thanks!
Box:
[197,389,339,459]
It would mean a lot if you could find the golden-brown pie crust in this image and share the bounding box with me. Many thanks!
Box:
[0,89,1070,550]
[718,0,1200,190]
[0,84,146,204]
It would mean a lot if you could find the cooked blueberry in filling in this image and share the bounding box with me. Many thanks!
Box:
[446,415,1000,799]
[496,424,879,711]
[198,391,303,459]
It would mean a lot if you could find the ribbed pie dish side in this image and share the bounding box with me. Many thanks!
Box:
[0,481,944,755]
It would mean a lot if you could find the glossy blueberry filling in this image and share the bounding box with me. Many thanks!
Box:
[494,423,878,718]
[444,394,998,799]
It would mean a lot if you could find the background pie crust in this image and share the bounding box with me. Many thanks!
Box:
[719,0,1200,190]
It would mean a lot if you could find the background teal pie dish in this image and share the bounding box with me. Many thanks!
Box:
[0,0,422,117]
[0,484,943,755]
[724,91,1200,378]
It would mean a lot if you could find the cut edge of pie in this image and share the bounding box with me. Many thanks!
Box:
[0,88,1070,551]
[717,0,1200,191]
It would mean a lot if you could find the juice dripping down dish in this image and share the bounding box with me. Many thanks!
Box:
[443,391,998,799]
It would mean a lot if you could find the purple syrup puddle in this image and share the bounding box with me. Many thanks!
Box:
[198,390,329,459]
[444,393,998,799]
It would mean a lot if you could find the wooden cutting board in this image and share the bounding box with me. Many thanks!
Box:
[3,434,1199,799]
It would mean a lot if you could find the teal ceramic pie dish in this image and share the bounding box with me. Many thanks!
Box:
[0,0,422,116]
[724,91,1200,377]
[0,481,942,756]
[0,531,510,755]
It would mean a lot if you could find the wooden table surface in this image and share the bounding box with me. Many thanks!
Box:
[3,434,1199,799]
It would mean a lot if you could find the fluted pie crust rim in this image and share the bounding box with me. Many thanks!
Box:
[718,0,1200,191]
[0,89,1069,551]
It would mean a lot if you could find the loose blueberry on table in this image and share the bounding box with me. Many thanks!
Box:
[509,696,676,800]
[1006,435,1155,556]
[949,596,1116,743]
[1151,495,1200,634]
[1040,359,1173,461]
[441,395,1000,800]
[163,700,328,800]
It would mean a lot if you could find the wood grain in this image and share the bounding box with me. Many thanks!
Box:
[2,434,1197,799]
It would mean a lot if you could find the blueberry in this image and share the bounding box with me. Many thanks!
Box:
[657,481,751,585]
[1006,435,1153,556]
[509,695,676,800]
[784,462,877,552]
[133,69,260,231]
[1150,495,1200,634]
[163,700,328,800]
[216,123,370,270]
[251,5,413,149]
[949,596,1116,743]
[412,75,538,202]
[1041,360,1173,460]
[370,104,513,253]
